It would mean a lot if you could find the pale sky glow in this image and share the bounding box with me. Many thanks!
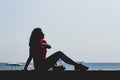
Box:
[0,0,120,62]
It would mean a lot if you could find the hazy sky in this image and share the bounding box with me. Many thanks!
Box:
[0,0,120,62]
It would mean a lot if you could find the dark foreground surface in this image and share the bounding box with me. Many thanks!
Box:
[0,70,120,80]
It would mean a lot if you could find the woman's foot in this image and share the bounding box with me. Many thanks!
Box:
[74,64,89,71]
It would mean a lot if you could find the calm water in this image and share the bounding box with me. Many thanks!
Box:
[0,62,120,70]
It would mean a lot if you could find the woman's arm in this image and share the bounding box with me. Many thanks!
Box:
[42,43,51,49]
[40,39,51,49]
[24,56,32,70]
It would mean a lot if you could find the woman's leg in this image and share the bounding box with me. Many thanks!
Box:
[42,51,88,70]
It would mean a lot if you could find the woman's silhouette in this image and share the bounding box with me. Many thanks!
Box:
[24,28,88,71]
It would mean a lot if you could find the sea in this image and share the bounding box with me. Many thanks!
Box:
[1,62,120,71]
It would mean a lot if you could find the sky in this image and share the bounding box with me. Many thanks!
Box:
[0,0,120,62]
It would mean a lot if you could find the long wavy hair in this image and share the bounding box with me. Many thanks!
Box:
[29,28,44,47]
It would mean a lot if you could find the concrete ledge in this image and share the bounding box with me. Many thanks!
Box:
[0,70,120,80]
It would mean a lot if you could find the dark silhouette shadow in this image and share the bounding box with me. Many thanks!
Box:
[24,28,88,71]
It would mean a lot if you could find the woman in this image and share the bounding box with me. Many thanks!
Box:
[24,28,88,71]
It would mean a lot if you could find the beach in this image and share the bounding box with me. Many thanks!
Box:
[0,70,120,80]
[0,62,120,79]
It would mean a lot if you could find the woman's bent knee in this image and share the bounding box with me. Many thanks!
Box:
[55,51,64,56]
